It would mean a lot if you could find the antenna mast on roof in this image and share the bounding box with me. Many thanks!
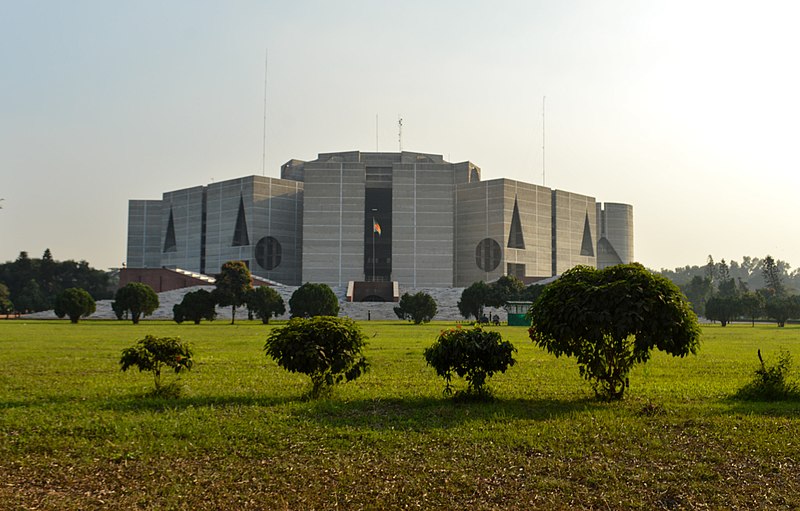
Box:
[398,116,403,152]
[261,49,268,176]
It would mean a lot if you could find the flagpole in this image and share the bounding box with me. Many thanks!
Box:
[372,216,376,282]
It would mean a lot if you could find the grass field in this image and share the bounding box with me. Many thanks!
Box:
[1,320,799,510]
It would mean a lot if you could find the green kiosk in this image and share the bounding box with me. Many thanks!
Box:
[505,301,533,326]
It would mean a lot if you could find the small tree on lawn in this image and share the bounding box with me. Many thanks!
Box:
[528,264,701,400]
[214,261,253,324]
[120,335,193,394]
[740,291,765,327]
[424,326,516,398]
[765,295,800,328]
[288,282,339,318]
[458,281,491,321]
[246,286,286,324]
[54,287,96,323]
[394,291,437,324]
[705,296,741,327]
[173,289,217,324]
[113,282,159,324]
[264,316,368,398]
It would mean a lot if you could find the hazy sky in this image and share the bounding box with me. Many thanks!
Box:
[2,0,799,272]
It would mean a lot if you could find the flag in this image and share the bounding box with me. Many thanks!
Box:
[373,218,382,235]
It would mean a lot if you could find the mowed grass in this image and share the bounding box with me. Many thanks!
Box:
[1,320,799,510]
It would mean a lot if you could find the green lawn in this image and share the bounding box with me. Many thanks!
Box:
[1,320,799,510]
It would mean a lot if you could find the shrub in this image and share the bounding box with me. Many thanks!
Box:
[120,335,193,395]
[53,287,96,323]
[529,264,700,400]
[289,282,339,318]
[264,316,368,398]
[393,291,437,324]
[173,289,217,324]
[424,326,516,398]
[735,349,799,401]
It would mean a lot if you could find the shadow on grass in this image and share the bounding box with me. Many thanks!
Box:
[294,395,606,431]
[718,396,800,418]
[99,394,296,413]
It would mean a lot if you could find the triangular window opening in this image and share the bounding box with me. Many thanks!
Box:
[163,208,177,253]
[232,196,250,246]
[507,196,526,249]
[580,212,595,257]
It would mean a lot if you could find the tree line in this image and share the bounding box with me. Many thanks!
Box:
[0,250,114,314]
[660,255,800,326]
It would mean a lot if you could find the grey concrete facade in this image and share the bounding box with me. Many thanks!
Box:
[552,190,598,275]
[125,150,634,288]
[126,200,162,269]
[455,179,553,286]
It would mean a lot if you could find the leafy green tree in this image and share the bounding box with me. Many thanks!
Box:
[739,291,765,327]
[424,326,516,397]
[173,289,217,324]
[528,264,701,400]
[120,335,193,393]
[704,296,741,327]
[53,287,96,323]
[764,295,800,328]
[0,282,13,314]
[114,282,159,324]
[458,281,491,321]
[288,282,339,318]
[487,275,525,307]
[246,286,286,324]
[264,316,368,398]
[394,291,438,324]
[214,261,253,324]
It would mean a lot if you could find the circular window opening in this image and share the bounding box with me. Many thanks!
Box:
[475,238,501,272]
[255,236,282,270]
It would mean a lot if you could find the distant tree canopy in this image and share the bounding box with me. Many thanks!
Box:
[0,250,113,312]
[658,255,799,296]
[661,255,800,326]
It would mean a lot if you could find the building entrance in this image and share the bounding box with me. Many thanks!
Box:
[364,188,392,281]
